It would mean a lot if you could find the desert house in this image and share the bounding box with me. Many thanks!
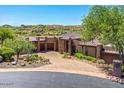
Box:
[26,33,119,64]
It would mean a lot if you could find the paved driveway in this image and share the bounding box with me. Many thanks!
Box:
[0,71,123,88]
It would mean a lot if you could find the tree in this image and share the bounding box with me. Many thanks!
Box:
[82,5,124,60]
[0,28,14,46]
[3,36,36,62]
[0,47,15,61]
[23,40,36,55]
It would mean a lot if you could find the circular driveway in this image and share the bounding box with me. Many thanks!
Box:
[0,71,123,88]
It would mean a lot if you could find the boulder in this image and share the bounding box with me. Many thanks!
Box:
[11,61,17,65]
[20,62,25,66]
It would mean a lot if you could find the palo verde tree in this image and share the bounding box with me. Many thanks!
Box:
[82,5,124,60]
[3,36,36,62]
[0,28,14,46]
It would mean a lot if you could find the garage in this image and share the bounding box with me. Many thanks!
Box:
[40,43,45,51]
[47,43,54,50]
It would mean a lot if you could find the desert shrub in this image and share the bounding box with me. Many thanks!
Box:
[75,53,96,62]
[63,52,69,58]
[74,53,84,60]
[26,54,39,62]
[121,64,124,72]
[85,56,96,62]
[39,56,44,61]
[96,59,106,64]
[0,47,15,61]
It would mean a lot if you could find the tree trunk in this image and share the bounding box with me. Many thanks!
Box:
[16,53,20,62]
[119,49,124,63]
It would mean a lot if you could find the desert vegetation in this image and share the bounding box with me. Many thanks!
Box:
[81,5,124,78]
[0,27,51,68]
[81,5,124,61]
[1,25,82,37]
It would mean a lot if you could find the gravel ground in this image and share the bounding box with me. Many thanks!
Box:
[0,51,107,79]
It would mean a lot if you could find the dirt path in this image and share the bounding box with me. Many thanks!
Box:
[0,51,107,79]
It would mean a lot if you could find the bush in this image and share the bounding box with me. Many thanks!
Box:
[85,56,96,62]
[75,53,96,62]
[75,53,84,60]
[96,59,106,64]
[26,54,39,62]
[0,47,15,61]
[63,52,69,58]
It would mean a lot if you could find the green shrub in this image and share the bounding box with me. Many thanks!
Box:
[74,53,84,60]
[75,53,96,62]
[32,54,38,58]
[26,54,39,62]
[122,64,124,72]
[63,52,69,58]
[0,47,15,61]
[85,56,96,62]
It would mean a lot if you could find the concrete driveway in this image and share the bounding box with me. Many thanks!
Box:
[0,71,123,88]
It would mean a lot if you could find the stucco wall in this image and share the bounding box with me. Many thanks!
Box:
[78,45,97,58]
[85,46,96,57]
[46,38,55,43]
[101,51,119,64]
[29,37,121,64]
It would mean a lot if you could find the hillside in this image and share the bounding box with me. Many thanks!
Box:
[1,24,82,37]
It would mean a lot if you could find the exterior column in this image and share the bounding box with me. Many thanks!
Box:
[45,37,47,51]
[45,43,47,51]
[37,37,40,52]
[96,44,103,59]
[68,38,72,55]
[58,37,62,53]
[54,37,57,51]
[64,40,67,52]
[82,45,86,54]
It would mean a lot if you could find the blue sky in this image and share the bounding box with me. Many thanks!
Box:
[0,5,91,26]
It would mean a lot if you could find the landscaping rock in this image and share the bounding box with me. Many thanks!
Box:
[28,62,32,64]
[11,61,17,65]
[20,62,25,66]
[0,56,3,62]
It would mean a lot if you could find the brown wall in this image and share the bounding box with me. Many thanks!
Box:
[78,45,97,58]
[46,38,55,43]
[58,39,65,53]
[101,51,119,64]
[85,46,96,57]
[40,43,45,51]
[30,37,121,64]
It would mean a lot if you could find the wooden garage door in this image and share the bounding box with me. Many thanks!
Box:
[47,43,54,50]
[40,43,45,51]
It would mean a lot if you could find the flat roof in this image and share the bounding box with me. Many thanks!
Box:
[61,33,80,40]
[26,36,45,42]
[79,39,102,46]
